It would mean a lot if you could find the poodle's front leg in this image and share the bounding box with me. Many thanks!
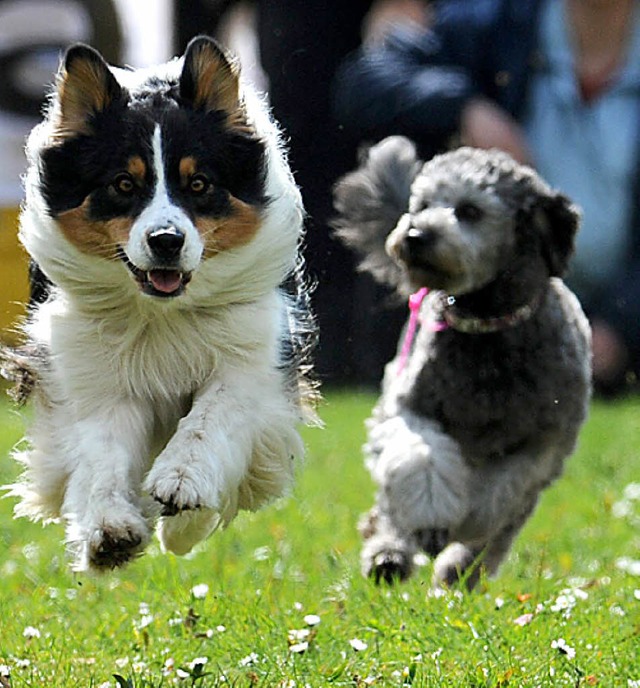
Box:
[432,502,537,591]
[360,505,419,584]
[459,443,563,546]
[434,446,563,589]
[62,401,155,571]
[362,413,474,584]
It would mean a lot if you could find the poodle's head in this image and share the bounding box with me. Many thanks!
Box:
[385,147,580,295]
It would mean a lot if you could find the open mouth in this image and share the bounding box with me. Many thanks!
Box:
[116,247,192,298]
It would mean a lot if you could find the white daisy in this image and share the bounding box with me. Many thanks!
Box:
[349,638,368,652]
[191,583,210,599]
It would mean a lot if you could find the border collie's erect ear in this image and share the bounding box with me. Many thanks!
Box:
[180,36,240,114]
[52,44,123,142]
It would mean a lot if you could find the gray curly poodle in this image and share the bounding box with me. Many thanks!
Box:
[334,138,592,589]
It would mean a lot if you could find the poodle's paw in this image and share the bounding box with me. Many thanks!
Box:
[432,542,480,590]
[68,508,151,572]
[144,452,220,516]
[416,528,449,557]
[369,549,414,585]
[361,532,415,584]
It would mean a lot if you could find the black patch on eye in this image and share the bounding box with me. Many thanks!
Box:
[161,108,268,214]
[39,99,156,219]
[455,201,484,223]
[38,74,267,224]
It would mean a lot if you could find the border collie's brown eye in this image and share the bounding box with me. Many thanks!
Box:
[189,174,209,195]
[455,202,484,222]
[112,173,135,196]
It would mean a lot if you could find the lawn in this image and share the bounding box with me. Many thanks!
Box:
[0,390,638,687]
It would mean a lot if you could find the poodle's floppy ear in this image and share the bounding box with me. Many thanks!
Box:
[332,135,422,290]
[527,190,581,277]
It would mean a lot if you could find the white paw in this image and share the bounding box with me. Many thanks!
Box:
[67,506,151,572]
[432,542,479,589]
[144,445,221,516]
[361,533,415,584]
[157,509,222,555]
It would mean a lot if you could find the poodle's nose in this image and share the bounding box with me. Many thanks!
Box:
[404,228,436,257]
[147,227,185,262]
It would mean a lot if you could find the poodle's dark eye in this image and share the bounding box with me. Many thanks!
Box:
[455,202,484,223]
[189,174,210,195]
[411,200,430,214]
[110,173,135,196]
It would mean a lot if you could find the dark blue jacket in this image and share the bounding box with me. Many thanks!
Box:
[333,0,640,365]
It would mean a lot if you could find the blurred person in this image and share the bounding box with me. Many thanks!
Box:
[175,0,431,386]
[334,0,640,395]
[0,0,122,343]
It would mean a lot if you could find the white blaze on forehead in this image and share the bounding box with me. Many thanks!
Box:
[126,125,203,271]
[153,123,168,196]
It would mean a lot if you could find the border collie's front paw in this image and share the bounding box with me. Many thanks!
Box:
[144,459,219,516]
[89,523,148,570]
[68,510,151,572]
[146,468,204,515]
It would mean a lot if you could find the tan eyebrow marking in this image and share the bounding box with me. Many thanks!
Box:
[179,156,198,186]
[127,156,146,184]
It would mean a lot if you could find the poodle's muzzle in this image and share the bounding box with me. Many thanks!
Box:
[386,211,462,289]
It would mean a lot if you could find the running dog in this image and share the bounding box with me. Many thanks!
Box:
[334,138,590,588]
[2,37,318,571]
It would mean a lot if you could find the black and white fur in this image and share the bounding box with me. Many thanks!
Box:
[2,37,318,572]
[334,138,591,588]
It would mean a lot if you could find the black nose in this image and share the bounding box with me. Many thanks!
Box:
[400,228,438,265]
[404,228,436,255]
[147,227,185,262]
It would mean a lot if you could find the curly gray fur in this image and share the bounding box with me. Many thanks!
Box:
[333,136,421,292]
[334,140,592,589]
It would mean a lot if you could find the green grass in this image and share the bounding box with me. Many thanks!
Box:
[0,391,639,687]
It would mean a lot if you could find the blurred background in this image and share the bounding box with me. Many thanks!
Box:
[0,0,426,389]
[3,0,638,396]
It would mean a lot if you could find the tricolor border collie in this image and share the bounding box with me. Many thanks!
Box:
[2,36,318,572]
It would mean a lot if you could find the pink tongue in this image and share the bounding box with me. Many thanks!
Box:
[148,270,182,294]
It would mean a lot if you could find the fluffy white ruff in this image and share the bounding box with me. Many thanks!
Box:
[7,70,314,572]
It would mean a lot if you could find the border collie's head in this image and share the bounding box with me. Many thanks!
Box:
[24,37,297,304]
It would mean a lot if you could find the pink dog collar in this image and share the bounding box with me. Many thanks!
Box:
[397,287,448,374]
